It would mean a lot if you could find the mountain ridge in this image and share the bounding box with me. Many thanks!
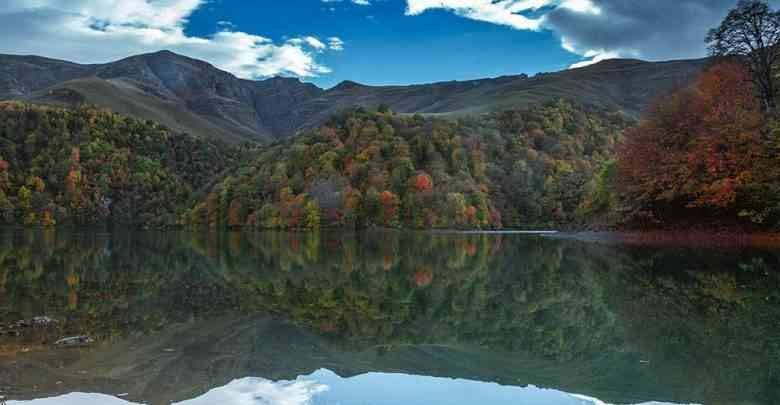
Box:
[0,50,709,143]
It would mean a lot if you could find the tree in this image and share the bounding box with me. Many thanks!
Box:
[413,267,433,287]
[412,172,433,193]
[205,192,221,227]
[707,0,780,110]
[0,191,13,223]
[343,186,362,226]
[27,176,45,193]
[18,185,31,211]
[280,190,306,228]
[617,62,765,224]
[259,203,280,228]
[363,187,382,225]
[0,159,9,192]
[465,205,478,226]
[41,207,56,227]
[379,190,399,226]
[227,199,245,227]
[444,193,468,227]
[305,200,321,229]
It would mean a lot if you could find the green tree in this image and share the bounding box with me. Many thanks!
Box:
[305,200,321,229]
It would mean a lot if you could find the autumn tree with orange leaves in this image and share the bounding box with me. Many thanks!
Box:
[379,190,400,226]
[617,62,768,226]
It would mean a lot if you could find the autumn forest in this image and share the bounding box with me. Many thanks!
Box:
[1,1,780,231]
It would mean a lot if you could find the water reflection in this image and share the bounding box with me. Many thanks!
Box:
[5,370,696,405]
[0,229,778,404]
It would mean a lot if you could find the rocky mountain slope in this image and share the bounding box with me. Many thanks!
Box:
[0,50,708,143]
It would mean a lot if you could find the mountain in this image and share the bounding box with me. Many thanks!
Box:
[291,58,708,129]
[0,51,322,144]
[0,50,709,143]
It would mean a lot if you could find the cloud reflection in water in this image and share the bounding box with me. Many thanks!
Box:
[6,369,698,405]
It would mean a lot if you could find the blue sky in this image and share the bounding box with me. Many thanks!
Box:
[0,1,769,89]
[184,1,580,88]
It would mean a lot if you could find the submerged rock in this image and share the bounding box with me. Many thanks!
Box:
[31,316,57,326]
[54,336,94,347]
[0,316,58,335]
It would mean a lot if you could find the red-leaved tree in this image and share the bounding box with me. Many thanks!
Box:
[617,61,765,225]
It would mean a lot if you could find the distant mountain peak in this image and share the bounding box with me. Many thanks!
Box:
[150,49,178,57]
[331,80,367,91]
[117,49,216,69]
[0,51,709,143]
[133,49,194,61]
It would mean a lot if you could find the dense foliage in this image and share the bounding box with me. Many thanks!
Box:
[614,62,780,228]
[610,1,780,230]
[0,102,237,227]
[185,101,628,229]
[7,62,780,232]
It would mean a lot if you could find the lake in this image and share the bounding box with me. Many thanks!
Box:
[0,229,778,405]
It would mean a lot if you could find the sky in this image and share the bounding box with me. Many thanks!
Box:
[0,0,776,88]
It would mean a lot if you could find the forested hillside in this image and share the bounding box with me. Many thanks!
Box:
[0,102,238,227]
[6,59,779,232]
[4,59,778,231]
[184,101,629,229]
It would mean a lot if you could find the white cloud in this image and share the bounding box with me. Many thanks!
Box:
[402,0,601,31]
[177,377,328,405]
[0,0,339,79]
[288,36,327,51]
[402,0,651,67]
[403,0,750,68]
[559,0,601,14]
[404,0,550,31]
[7,393,140,405]
[567,49,626,68]
[321,0,372,5]
[217,20,236,29]
[5,371,703,405]
[3,0,204,28]
[561,36,633,69]
[328,37,345,51]
[7,378,328,405]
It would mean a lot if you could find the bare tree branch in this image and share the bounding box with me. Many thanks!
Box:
[707,0,780,111]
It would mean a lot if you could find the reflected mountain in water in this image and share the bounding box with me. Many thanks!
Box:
[0,229,778,404]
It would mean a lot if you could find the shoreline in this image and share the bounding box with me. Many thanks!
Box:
[546,230,780,248]
[3,225,780,247]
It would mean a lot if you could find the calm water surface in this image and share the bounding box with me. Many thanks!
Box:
[0,229,778,405]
